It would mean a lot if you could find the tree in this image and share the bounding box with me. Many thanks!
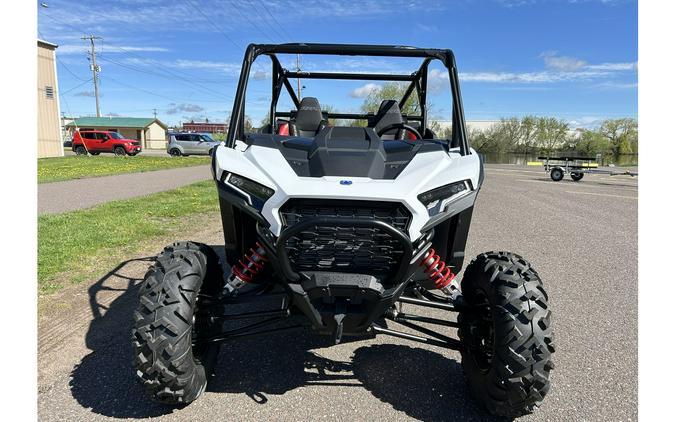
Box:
[535,117,569,155]
[243,115,254,132]
[517,116,538,153]
[570,129,611,157]
[599,118,638,155]
[360,82,420,115]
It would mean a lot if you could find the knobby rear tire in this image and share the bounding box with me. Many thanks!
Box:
[458,251,555,418]
[132,241,224,404]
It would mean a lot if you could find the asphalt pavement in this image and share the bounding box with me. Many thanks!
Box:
[37,164,638,421]
[38,165,211,214]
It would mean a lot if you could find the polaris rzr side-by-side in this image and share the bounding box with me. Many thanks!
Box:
[132,43,554,418]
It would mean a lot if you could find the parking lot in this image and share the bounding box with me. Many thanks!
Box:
[37,164,638,421]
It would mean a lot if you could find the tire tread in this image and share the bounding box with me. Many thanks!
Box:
[459,251,555,418]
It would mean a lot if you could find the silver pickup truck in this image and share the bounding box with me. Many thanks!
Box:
[166,132,220,156]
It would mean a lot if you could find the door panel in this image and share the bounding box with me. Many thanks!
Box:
[80,132,98,150]
[95,132,111,151]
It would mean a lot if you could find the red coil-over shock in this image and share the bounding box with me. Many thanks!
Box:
[225,242,268,293]
[419,248,459,295]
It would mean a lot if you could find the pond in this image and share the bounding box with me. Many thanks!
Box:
[481,153,638,167]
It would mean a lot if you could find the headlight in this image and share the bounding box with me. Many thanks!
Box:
[224,173,275,209]
[418,180,470,214]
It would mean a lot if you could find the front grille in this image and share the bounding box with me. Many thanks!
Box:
[131,141,141,146]
[279,199,411,278]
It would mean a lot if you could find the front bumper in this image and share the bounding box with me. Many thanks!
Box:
[255,215,431,336]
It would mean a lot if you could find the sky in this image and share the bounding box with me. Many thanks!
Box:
[37,0,638,128]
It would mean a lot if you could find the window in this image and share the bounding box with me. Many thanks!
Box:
[45,86,54,99]
[175,134,190,141]
[200,134,215,142]
[190,134,202,142]
[109,132,124,139]
[81,132,97,139]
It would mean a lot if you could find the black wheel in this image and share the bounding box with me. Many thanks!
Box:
[90,152,100,156]
[570,172,584,181]
[74,145,87,155]
[132,241,224,404]
[114,146,127,156]
[458,251,555,418]
[169,148,182,157]
[549,168,564,181]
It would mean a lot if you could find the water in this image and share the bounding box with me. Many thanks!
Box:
[481,153,638,167]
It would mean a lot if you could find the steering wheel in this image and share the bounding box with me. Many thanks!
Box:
[376,123,422,140]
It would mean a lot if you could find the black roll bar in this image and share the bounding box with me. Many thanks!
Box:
[226,43,469,156]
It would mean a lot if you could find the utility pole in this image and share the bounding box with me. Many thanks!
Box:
[153,108,157,119]
[296,54,302,99]
[82,35,102,117]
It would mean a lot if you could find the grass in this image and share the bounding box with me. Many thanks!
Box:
[38,155,211,183]
[38,180,219,294]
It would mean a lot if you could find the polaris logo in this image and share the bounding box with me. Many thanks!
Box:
[340,180,353,185]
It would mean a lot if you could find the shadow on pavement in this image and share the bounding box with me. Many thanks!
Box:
[69,254,176,418]
[69,246,502,420]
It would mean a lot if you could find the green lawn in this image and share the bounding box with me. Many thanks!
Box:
[38,155,211,183]
[38,180,219,294]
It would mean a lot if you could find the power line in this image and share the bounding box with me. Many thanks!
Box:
[105,75,230,105]
[242,0,290,42]
[56,56,88,82]
[223,0,277,43]
[182,0,245,50]
[41,10,234,102]
[96,55,234,101]
[60,78,94,95]
[257,1,294,42]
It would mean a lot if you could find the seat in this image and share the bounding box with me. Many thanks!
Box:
[369,100,405,140]
[289,97,326,137]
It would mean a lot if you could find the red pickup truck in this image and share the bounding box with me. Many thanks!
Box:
[72,130,142,156]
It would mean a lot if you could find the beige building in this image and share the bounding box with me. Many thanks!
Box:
[65,117,168,149]
[433,120,501,133]
[38,39,64,158]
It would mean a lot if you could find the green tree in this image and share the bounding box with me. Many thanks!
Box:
[517,116,538,153]
[535,117,570,155]
[360,82,420,115]
[571,129,611,157]
[599,118,638,156]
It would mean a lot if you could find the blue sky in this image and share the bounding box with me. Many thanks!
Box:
[38,0,637,128]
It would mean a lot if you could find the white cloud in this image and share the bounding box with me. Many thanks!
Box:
[74,91,97,97]
[174,60,241,75]
[57,44,169,55]
[350,83,381,98]
[253,71,270,80]
[456,52,636,84]
[459,70,608,83]
[166,103,205,115]
[586,62,637,71]
[428,68,450,93]
[540,51,587,71]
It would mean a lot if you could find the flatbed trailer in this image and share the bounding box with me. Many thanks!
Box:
[534,156,638,182]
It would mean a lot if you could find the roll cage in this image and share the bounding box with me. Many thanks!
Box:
[226,43,471,156]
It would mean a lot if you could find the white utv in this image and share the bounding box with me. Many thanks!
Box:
[133,43,554,418]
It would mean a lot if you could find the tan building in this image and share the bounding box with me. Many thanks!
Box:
[38,39,64,158]
[433,120,501,133]
[65,117,168,149]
